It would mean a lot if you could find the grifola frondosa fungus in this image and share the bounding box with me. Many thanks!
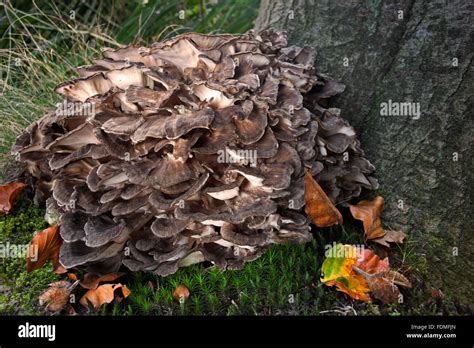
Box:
[12,30,377,276]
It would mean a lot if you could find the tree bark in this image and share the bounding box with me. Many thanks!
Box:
[256,0,473,305]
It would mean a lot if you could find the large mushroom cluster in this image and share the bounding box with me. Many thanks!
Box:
[12,30,378,275]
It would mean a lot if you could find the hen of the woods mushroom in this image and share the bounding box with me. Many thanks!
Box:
[12,30,378,276]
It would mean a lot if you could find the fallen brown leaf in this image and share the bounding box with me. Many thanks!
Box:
[371,229,406,247]
[430,288,445,299]
[79,272,125,290]
[304,171,343,227]
[353,266,412,304]
[366,276,400,304]
[349,196,385,239]
[27,225,64,272]
[80,283,131,310]
[38,280,77,313]
[0,182,27,214]
[173,284,190,302]
[349,197,407,247]
[383,270,412,288]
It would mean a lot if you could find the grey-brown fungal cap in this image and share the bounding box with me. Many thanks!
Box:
[12,30,378,275]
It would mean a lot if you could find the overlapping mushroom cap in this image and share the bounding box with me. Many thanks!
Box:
[12,30,378,275]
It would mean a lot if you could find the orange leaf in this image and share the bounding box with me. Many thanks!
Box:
[27,225,64,272]
[304,172,342,227]
[334,281,371,302]
[354,248,390,275]
[79,272,125,290]
[173,284,190,302]
[67,273,78,281]
[80,283,131,310]
[349,196,386,239]
[0,182,27,214]
[119,285,131,299]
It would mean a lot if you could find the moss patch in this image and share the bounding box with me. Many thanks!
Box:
[0,196,60,314]
[1,197,466,315]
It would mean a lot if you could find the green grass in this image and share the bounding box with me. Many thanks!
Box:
[0,0,259,169]
[112,0,260,44]
[1,1,114,166]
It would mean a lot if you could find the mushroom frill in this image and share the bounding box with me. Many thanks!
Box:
[12,30,378,275]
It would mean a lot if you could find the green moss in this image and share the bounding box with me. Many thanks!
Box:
[106,224,366,316]
[0,196,60,314]
[0,195,465,315]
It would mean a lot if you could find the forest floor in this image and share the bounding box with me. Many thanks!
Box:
[0,194,468,316]
[0,1,470,316]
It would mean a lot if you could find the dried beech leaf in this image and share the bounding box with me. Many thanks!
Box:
[430,288,444,299]
[366,276,400,304]
[38,281,74,313]
[304,172,343,227]
[349,196,386,240]
[371,229,406,247]
[350,197,407,247]
[118,284,131,300]
[173,284,190,301]
[0,182,27,214]
[27,225,64,272]
[80,272,125,290]
[383,270,412,288]
[80,283,131,310]
[352,267,412,304]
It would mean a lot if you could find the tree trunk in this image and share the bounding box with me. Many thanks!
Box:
[256,0,473,306]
